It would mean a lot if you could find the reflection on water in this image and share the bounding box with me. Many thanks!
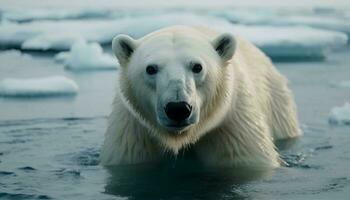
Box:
[105,162,273,200]
[1,115,350,199]
[275,137,300,151]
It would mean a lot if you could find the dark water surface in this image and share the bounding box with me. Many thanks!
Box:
[1,48,350,199]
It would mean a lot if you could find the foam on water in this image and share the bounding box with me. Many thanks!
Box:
[329,102,350,125]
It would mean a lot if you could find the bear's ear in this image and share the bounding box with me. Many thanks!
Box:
[212,33,236,62]
[112,34,136,66]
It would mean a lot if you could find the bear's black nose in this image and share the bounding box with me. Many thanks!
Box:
[165,101,192,122]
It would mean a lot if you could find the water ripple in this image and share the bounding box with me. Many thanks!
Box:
[0,171,15,176]
[0,192,51,200]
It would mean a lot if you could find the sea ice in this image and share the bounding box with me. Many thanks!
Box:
[280,16,350,36]
[0,19,118,50]
[232,25,348,58]
[1,8,112,22]
[329,102,350,125]
[54,52,70,63]
[0,14,347,58]
[0,76,79,97]
[22,33,85,51]
[55,40,117,71]
[213,10,350,36]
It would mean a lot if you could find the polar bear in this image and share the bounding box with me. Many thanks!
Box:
[101,26,301,169]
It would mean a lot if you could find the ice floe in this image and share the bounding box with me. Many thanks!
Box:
[0,76,79,97]
[0,14,230,50]
[212,10,350,36]
[0,14,347,58]
[0,19,117,50]
[55,40,117,71]
[329,102,350,125]
[280,16,350,36]
[232,25,348,58]
[1,8,113,22]
[22,33,85,51]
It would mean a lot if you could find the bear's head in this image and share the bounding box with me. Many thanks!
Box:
[112,26,236,153]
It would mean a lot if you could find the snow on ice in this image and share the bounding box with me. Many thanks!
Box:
[55,40,117,71]
[232,25,348,58]
[329,102,350,125]
[1,8,112,22]
[0,76,79,97]
[212,9,350,36]
[0,14,347,58]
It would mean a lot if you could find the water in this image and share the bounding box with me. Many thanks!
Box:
[1,30,350,200]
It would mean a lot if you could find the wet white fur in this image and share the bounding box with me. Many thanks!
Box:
[101,26,302,169]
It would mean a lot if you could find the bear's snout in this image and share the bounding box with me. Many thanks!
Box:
[165,101,192,123]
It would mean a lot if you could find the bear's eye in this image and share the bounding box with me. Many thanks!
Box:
[146,64,158,75]
[192,63,202,73]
